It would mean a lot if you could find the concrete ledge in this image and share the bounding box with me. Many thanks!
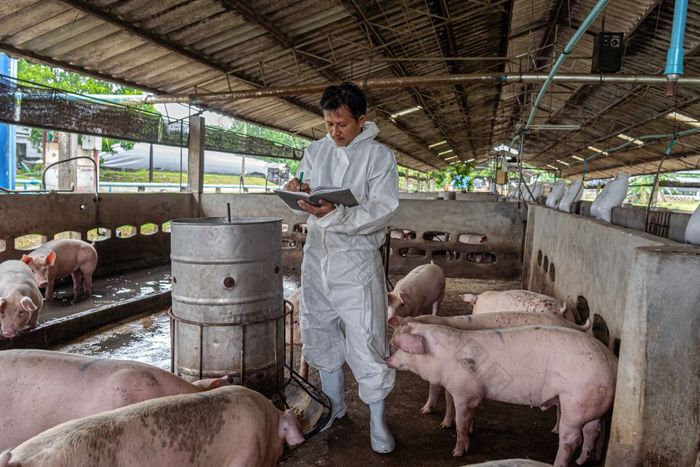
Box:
[606,247,700,466]
[0,291,171,350]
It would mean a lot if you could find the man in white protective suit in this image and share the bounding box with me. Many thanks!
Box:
[284,82,399,453]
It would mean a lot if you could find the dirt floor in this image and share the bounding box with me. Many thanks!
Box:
[281,276,602,467]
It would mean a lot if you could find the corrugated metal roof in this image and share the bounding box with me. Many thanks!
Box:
[0,0,697,175]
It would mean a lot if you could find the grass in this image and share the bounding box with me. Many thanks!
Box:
[18,167,272,187]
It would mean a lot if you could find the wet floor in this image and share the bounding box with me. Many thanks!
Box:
[39,264,173,324]
[53,273,302,369]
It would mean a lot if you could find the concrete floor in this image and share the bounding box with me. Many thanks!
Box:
[38,264,172,324]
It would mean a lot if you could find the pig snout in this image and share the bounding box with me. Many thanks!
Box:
[280,410,305,446]
[1,326,18,338]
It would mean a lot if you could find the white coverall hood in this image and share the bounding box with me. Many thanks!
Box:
[297,121,398,404]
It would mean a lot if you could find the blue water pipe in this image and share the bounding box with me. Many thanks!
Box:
[664,0,688,96]
[0,54,16,189]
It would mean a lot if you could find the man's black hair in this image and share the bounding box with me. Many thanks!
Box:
[319,82,367,120]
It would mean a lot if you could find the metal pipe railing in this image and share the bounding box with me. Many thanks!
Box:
[141,73,700,104]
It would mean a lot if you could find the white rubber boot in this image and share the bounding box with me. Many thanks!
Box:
[369,399,395,453]
[320,368,346,432]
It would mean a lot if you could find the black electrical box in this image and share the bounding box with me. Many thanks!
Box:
[591,32,624,73]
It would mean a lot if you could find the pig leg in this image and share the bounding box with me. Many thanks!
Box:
[554,420,583,467]
[44,280,54,302]
[452,398,479,457]
[421,383,442,413]
[576,418,602,465]
[80,265,94,297]
[441,390,455,428]
[71,270,83,303]
[552,404,560,433]
[431,290,444,316]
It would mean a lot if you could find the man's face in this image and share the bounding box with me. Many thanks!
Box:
[323,105,366,147]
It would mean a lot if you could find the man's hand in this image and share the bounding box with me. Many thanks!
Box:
[297,199,335,218]
[284,178,310,193]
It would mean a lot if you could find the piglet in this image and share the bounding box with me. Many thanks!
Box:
[388,262,445,319]
[0,260,43,338]
[0,385,304,467]
[21,239,98,303]
[462,290,575,322]
[386,323,617,466]
[285,288,308,379]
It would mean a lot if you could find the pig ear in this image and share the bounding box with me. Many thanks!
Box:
[208,375,230,389]
[399,292,411,305]
[20,296,37,312]
[388,316,404,328]
[393,333,426,354]
[558,304,567,316]
[0,298,6,316]
[21,255,32,265]
[461,294,477,304]
[46,251,57,266]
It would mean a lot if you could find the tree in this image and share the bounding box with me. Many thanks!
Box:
[628,173,678,205]
[17,59,152,153]
[429,161,476,191]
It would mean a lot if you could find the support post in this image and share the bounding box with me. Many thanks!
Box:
[148,143,154,183]
[187,116,205,197]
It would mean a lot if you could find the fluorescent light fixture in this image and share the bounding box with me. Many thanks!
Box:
[527,124,581,131]
[587,146,608,156]
[546,164,557,169]
[617,133,644,146]
[449,161,458,165]
[572,155,585,161]
[667,111,700,128]
[428,140,447,148]
[438,149,454,156]
[445,156,458,161]
[556,159,570,166]
[390,105,422,119]
[466,158,475,163]
[494,144,519,155]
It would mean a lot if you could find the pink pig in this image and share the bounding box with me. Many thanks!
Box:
[388,263,445,319]
[0,385,304,467]
[0,260,43,338]
[386,323,617,466]
[21,239,98,303]
[457,233,488,244]
[389,313,591,417]
[0,349,231,451]
[462,290,575,322]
